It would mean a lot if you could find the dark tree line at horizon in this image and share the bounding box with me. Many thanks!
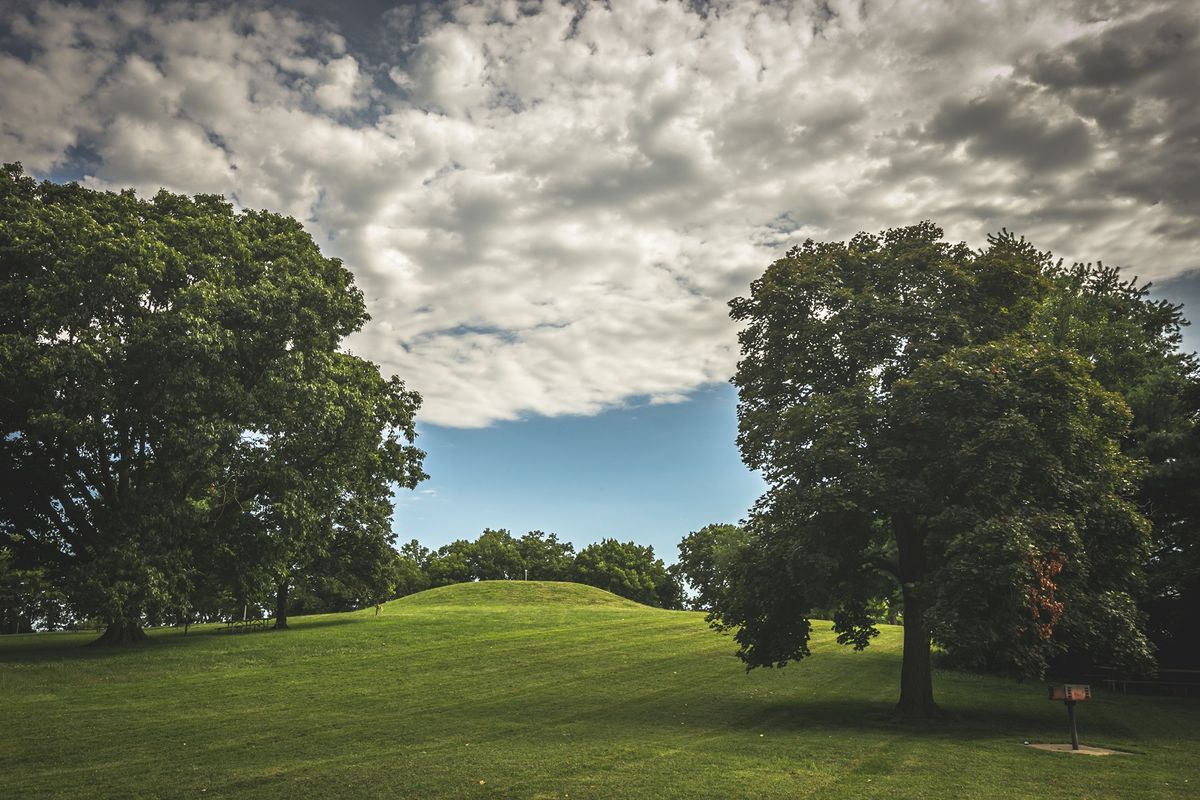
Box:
[2,525,685,631]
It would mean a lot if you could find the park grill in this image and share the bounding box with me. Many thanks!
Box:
[1048,684,1091,750]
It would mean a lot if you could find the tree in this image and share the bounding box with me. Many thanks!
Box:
[388,549,432,599]
[245,350,424,629]
[1065,275,1200,669]
[724,223,1171,717]
[423,529,575,585]
[290,533,422,615]
[674,523,749,611]
[470,528,524,580]
[0,549,64,633]
[1139,395,1200,666]
[516,530,575,580]
[572,539,682,609]
[427,540,476,587]
[0,164,424,643]
[399,539,433,570]
[1024,259,1200,672]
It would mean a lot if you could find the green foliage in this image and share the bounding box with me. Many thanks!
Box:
[408,530,672,607]
[674,523,749,611]
[470,528,525,580]
[398,539,433,569]
[389,551,432,599]
[238,347,425,626]
[423,529,576,586]
[516,530,576,580]
[1138,381,1200,665]
[1027,260,1200,668]
[0,164,424,636]
[890,341,1149,675]
[427,539,476,587]
[1037,265,1200,668]
[0,549,65,633]
[291,526,426,615]
[724,223,1185,706]
[572,538,683,609]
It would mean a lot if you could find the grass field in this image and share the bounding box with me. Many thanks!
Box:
[1,581,1197,799]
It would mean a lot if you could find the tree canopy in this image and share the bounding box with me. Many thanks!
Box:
[417,529,675,604]
[0,164,424,642]
[573,538,682,609]
[720,222,1194,717]
[674,523,748,612]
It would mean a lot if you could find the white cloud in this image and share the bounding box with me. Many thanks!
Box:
[2,0,1198,426]
[312,55,370,111]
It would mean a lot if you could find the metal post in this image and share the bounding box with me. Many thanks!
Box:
[1066,700,1079,750]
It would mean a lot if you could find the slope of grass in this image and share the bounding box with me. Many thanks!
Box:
[393,580,644,609]
[1,580,1196,799]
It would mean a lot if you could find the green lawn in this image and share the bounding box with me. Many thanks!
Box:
[1,581,1196,799]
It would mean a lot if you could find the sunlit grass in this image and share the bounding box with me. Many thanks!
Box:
[2,581,1196,799]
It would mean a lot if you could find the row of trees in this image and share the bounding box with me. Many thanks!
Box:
[0,165,426,641]
[2,526,685,628]
[392,529,684,610]
[673,224,1200,718]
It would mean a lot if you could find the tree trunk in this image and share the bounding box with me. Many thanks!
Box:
[274,580,289,630]
[896,588,940,718]
[895,513,941,719]
[91,619,148,646]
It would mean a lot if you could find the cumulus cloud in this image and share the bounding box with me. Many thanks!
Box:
[1,0,1198,426]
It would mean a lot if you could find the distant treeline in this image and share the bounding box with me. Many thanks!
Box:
[0,529,685,633]
[385,530,684,611]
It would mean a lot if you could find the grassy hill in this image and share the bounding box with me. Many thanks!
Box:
[1,580,1196,799]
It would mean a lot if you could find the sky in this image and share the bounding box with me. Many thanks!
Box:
[2,0,1198,559]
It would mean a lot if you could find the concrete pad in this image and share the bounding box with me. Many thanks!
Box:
[1026,743,1131,755]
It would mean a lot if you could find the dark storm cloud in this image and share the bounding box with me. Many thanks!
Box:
[1025,9,1196,91]
[1021,8,1200,216]
[928,89,1094,172]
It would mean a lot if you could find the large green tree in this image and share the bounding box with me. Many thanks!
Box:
[470,528,525,580]
[1139,394,1200,666]
[674,523,748,612]
[516,530,576,581]
[244,349,424,629]
[0,164,424,642]
[0,548,64,633]
[1039,264,1200,669]
[573,538,683,609]
[723,223,1182,717]
[427,539,476,587]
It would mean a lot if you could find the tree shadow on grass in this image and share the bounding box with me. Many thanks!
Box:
[555,689,1064,746]
[285,615,361,631]
[716,697,1066,743]
[497,683,1067,747]
[0,615,360,664]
